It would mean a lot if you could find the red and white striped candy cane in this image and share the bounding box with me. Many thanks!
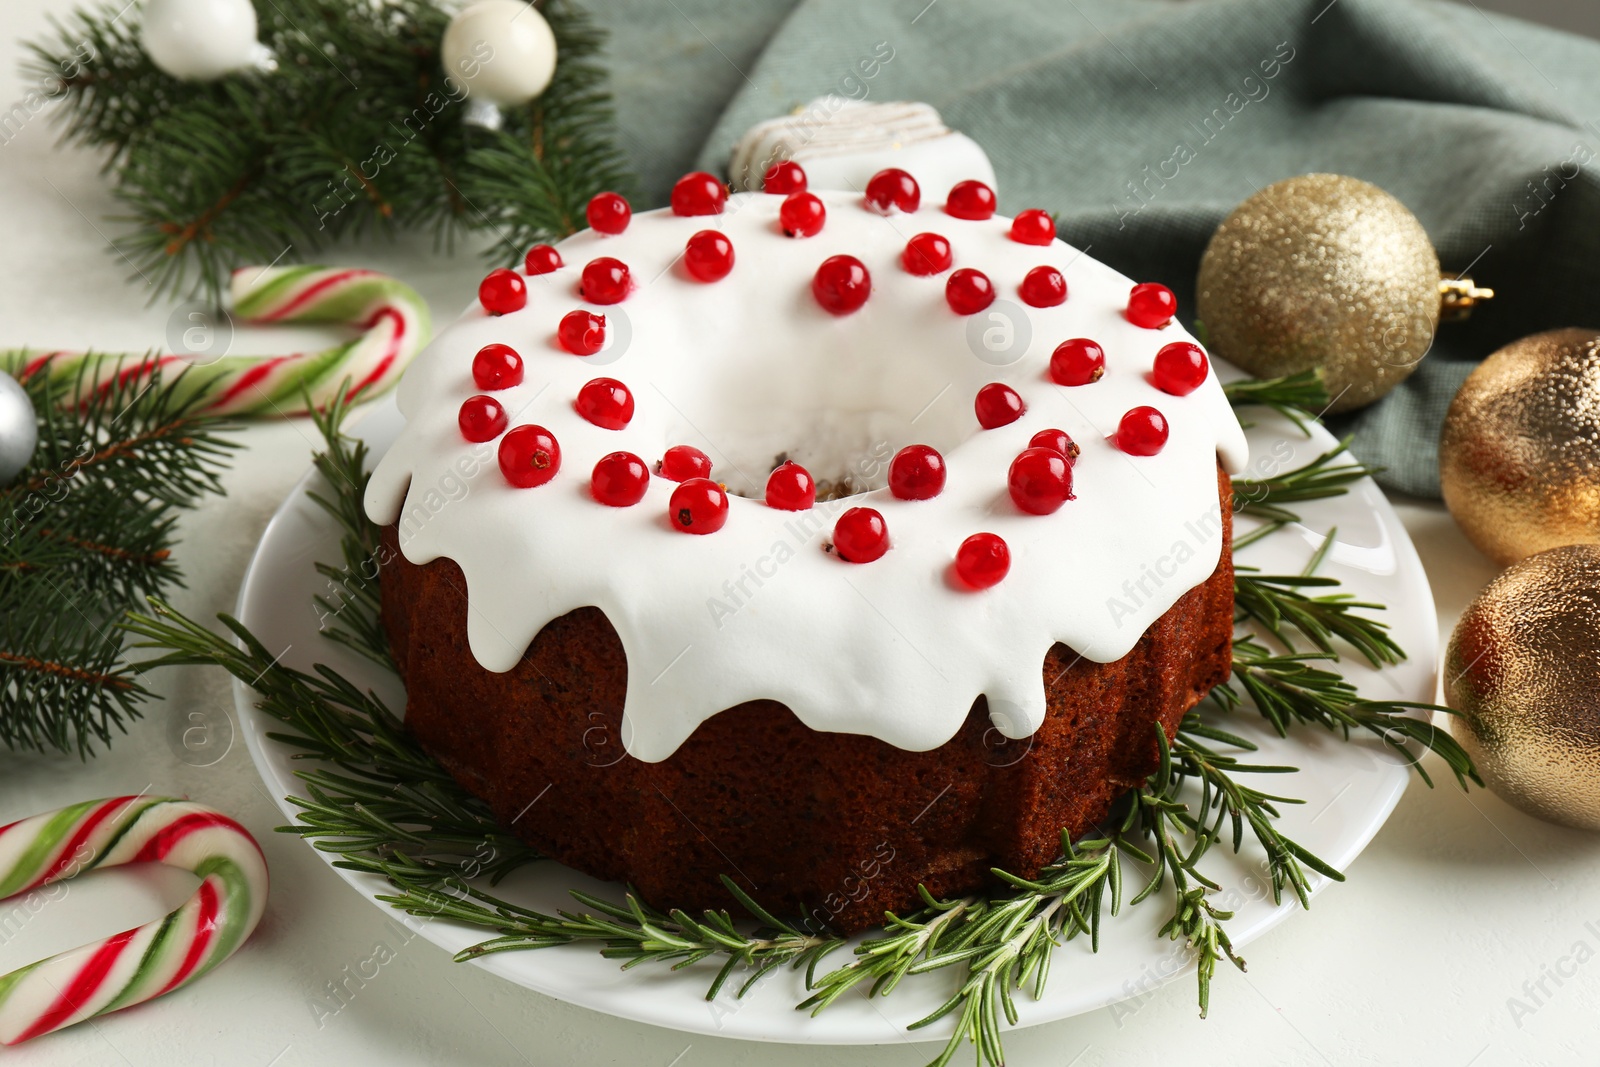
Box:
[2,265,431,417]
[0,796,268,1045]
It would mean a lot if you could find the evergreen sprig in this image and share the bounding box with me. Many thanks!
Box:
[1231,440,1383,526]
[1233,567,1403,668]
[26,0,631,302]
[1217,638,1481,791]
[122,390,1477,1067]
[0,354,235,754]
[1223,368,1332,434]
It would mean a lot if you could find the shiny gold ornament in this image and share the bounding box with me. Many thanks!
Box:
[1196,173,1491,414]
[1444,544,1600,830]
[1439,328,1600,566]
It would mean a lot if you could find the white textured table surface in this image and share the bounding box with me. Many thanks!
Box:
[3,7,1598,1066]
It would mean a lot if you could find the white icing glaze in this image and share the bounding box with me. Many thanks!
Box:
[365,188,1248,762]
[728,98,996,197]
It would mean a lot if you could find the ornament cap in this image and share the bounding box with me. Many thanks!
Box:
[1438,275,1495,323]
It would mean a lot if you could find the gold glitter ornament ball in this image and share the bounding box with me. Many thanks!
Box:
[1196,174,1440,414]
[1445,544,1600,830]
[1440,328,1600,566]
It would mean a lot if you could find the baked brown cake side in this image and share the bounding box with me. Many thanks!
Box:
[380,467,1233,935]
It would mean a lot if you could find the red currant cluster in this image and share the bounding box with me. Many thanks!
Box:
[461,165,1214,595]
[803,172,1067,318]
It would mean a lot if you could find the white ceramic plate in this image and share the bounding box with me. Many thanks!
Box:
[234,390,1438,1047]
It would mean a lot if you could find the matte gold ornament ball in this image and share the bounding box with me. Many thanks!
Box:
[1439,328,1600,566]
[1196,174,1440,414]
[1445,544,1600,831]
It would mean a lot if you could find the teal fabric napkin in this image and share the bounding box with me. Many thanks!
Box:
[603,0,1600,498]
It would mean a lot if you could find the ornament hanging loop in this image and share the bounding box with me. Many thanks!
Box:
[1438,276,1495,323]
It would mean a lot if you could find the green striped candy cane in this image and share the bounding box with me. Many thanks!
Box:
[2,265,431,417]
[0,796,269,1045]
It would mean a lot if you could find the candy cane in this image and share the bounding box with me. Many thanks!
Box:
[0,796,268,1045]
[1,265,431,417]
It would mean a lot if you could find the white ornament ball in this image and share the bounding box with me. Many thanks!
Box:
[0,371,38,485]
[442,0,558,108]
[141,0,263,81]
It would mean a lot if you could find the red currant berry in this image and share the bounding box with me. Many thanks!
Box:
[763,160,807,195]
[1009,209,1056,246]
[575,377,634,429]
[779,192,826,237]
[955,532,1010,589]
[1008,448,1074,515]
[1019,266,1067,308]
[472,343,523,390]
[1117,406,1169,456]
[671,171,727,216]
[812,255,871,315]
[902,232,952,276]
[946,268,995,315]
[591,451,650,507]
[660,445,712,482]
[833,507,889,563]
[684,230,735,281]
[479,269,527,315]
[459,395,508,442]
[498,425,561,487]
[1049,338,1105,386]
[864,168,920,214]
[1028,428,1080,464]
[945,179,996,220]
[1152,341,1209,395]
[1127,282,1177,328]
[670,477,729,534]
[975,383,1025,428]
[888,444,946,500]
[581,257,631,304]
[765,462,816,510]
[586,191,631,235]
[525,244,563,274]
[558,310,607,355]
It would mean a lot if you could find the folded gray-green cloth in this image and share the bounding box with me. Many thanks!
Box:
[604,0,1600,498]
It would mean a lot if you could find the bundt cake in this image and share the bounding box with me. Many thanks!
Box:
[364,166,1248,933]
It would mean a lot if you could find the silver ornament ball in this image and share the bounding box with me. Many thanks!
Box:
[0,371,38,485]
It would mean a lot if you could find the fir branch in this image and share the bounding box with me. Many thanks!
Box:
[0,618,149,755]
[1222,369,1330,434]
[0,353,235,754]
[28,0,632,302]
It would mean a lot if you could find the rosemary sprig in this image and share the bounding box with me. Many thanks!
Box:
[1169,725,1342,907]
[1223,368,1331,434]
[124,599,546,882]
[1122,727,1243,1017]
[1219,637,1481,791]
[1234,569,1402,668]
[1231,440,1383,525]
[304,395,392,668]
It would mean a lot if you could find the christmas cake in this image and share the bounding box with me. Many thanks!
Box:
[364,166,1248,933]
